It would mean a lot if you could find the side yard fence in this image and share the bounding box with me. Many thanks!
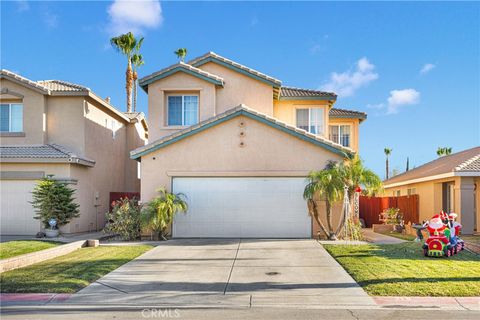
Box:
[359,195,419,227]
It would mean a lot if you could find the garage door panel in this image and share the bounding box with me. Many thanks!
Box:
[1,180,41,235]
[173,177,311,238]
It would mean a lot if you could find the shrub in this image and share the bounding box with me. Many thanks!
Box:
[104,197,141,240]
[31,175,80,229]
[141,188,188,240]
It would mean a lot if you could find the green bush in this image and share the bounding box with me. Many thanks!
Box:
[31,175,80,229]
[104,198,141,240]
[141,188,188,240]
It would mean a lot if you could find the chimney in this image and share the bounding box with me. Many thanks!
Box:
[105,97,111,104]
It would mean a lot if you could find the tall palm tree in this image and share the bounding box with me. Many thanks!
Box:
[131,40,144,113]
[304,162,344,240]
[384,148,392,179]
[174,48,188,62]
[141,188,188,240]
[110,32,137,112]
[437,147,452,157]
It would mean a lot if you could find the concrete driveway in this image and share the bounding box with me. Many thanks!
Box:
[72,239,373,307]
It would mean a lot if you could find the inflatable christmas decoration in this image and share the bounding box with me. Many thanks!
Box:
[422,211,464,257]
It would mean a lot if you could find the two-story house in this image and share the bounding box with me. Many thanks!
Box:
[0,70,148,235]
[131,52,366,238]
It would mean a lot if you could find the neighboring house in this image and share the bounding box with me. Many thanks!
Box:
[383,147,480,234]
[131,52,367,238]
[0,70,148,235]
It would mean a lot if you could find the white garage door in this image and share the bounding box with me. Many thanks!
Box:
[1,180,41,235]
[172,177,311,238]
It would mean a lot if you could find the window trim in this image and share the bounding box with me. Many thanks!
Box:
[295,106,325,135]
[0,103,23,133]
[329,124,352,148]
[166,94,199,127]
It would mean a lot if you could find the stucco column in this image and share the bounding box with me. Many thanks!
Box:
[457,177,475,235]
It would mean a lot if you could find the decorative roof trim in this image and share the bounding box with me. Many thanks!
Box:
[455,154,480,172]
[1,69,50,94]
[139,62,224,92]
[131,105,353,160]
[188,52,282,88]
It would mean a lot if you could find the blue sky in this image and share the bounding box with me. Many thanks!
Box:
[2,1,479,177]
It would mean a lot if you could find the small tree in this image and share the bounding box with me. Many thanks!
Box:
[104,197,141,240]
[141,188,188,240]
[31,175,80,229]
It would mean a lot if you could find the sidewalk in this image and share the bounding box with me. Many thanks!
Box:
[362,228,406,244]
[1,293,479,311]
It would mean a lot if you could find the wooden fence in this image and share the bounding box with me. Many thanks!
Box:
[359,195,419,227]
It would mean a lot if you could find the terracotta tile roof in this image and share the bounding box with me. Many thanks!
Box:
[280,86,336,99]
[384,146,480,185]
[139,62,224,91]
[188,52,282,87]
[0,144,95,166]
[37,80,89,92]
[1,69,50,93]
[329,107,367,120]
[131,104,353,159]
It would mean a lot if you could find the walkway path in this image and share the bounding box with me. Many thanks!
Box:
[362,228,406,244]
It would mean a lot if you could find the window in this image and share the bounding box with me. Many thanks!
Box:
[407,188,417,196]
[0,103,23,132]
[329,125,351,147]
[295,108,324,134]
[167,95,199,126]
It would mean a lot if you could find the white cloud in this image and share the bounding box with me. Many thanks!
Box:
[309,44,321,55]
[320,57,378,97]
[420,63,435,75]
[107,0,163,35]
[366,103,385,110]
[387,89,420,114]
[16,0,29,12]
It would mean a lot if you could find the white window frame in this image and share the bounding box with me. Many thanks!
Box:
[295,107,325,135]
[0,103,23,132]
[166,94,199,126]
[329,124,351,147]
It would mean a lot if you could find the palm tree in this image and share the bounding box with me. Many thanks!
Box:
[141,188,188,240]
[131,44,144,112]
[384,148,392,179]
[304,162,344,240]
[110,32,137,112]
[174,48,188,62]
[437,147,452,157]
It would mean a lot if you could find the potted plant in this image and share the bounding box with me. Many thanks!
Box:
[31,175,80,238]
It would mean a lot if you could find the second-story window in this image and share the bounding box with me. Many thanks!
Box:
[0,103,23,132]
[329,125,351,147]
[167,95,199,126]
[296,108,324,135]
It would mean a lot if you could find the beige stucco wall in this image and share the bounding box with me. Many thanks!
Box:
[139,115,344,203]
[0,79,47,145]
[46,96,86,155]
[384,175,478,234]
[146,72,216,141]
[125,120,147,191]
[197,62,274,116]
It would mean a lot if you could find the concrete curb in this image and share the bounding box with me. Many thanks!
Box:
[0,239,99,273]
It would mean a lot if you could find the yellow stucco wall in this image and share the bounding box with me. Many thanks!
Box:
[140,115,344,202]
[384,175,479,233]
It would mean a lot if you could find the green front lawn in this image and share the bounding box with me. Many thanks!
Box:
[0,240,62,260]
[324,242,480,296]
[0,245,153,293]
[376,231,416,241]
